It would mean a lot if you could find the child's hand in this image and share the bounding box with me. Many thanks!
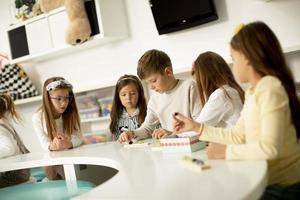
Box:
[173,112,202,133]
[118,131,134,143]
[56,136,72,150]
[207,142,226,159]
[49,138,60,151]
[152,128,172,139]
[49,134,72,150]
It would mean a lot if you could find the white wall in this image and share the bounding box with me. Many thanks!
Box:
[0,0,300,152]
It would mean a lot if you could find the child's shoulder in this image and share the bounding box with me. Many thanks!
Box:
[32,110,43,122]
[253,75,288,99]
[256,76,283,92]
[0,122,14,137]
[178,79,197,89]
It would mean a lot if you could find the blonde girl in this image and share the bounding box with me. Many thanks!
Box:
[32,77,82,179]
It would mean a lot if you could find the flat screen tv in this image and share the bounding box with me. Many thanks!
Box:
[149,0,218,35]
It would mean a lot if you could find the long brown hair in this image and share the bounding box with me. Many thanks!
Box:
[192,51,244,106]
[0,93,21,122]
[109,74,147,135]
[231,21,300,138]
[41,77,81,141]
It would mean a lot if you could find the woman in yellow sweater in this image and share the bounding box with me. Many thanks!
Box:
[173,21,300,199]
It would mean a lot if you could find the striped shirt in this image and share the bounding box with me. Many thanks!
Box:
[114,108,140,140]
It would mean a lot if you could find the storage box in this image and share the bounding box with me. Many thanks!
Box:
[160,133,206,153]
[97,97,113,117]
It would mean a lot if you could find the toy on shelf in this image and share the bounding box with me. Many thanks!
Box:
[14,0,36,21]
[32,0,91,45]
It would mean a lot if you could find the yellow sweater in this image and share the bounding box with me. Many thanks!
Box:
[200,76,300,186]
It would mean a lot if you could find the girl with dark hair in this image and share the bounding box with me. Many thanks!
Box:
[110,75,147,140]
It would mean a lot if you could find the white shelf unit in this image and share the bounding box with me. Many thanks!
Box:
[76,85,114,123]
[7,0,128,64]
[14,95,43,105]
[80,116,110,123]
[283,45,300,55]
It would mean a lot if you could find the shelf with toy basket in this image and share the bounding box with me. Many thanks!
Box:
[7,0,128,64]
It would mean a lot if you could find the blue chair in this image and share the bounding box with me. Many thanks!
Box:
[30,167,46,182]
[0,180,96,200]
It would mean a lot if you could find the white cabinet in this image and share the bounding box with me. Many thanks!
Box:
[26,17,52,54]
[7,0,128,64]
[48,10,69,49]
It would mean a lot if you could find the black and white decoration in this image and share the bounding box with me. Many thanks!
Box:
[0,64,39,100]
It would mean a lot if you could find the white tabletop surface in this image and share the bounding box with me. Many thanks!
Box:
[0,142,267,200]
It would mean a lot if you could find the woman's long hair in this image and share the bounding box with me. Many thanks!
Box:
[192,51,244,106]
[231,21,300,138]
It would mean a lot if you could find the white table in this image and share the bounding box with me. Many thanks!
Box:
[0,142,267,200]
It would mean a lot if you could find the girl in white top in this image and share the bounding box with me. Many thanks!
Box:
[192,51,244,128]
[0,93,30,188]
[32,77,82,180]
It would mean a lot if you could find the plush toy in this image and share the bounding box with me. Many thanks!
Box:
[32,0,91,45]
[32,0,64,16]
[64,0,91,45]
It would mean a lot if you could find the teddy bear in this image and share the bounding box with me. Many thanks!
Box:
[64,0,91,45]
[32,0,91,45]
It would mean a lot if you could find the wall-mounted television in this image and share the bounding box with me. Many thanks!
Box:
[149,0,218,35]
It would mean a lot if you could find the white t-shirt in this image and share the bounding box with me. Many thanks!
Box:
[196,85,243,128]
[0,119,22,158]
[134,79,201,139]
[32,110,82,151]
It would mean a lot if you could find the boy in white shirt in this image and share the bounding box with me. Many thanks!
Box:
[118,49,201,142]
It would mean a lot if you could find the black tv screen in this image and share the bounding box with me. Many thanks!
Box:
[149,0,218,35]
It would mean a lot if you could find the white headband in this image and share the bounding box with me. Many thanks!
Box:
[46,80,73,91]
[117,77,137,84]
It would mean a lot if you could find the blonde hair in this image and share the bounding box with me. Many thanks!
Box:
[40,77,81,141]
[0,93,20,122]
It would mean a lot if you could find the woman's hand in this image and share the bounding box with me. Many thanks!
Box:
[207,142,226,159]
[173,112,202,133]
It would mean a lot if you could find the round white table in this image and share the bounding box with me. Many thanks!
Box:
[0,142,267,200]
